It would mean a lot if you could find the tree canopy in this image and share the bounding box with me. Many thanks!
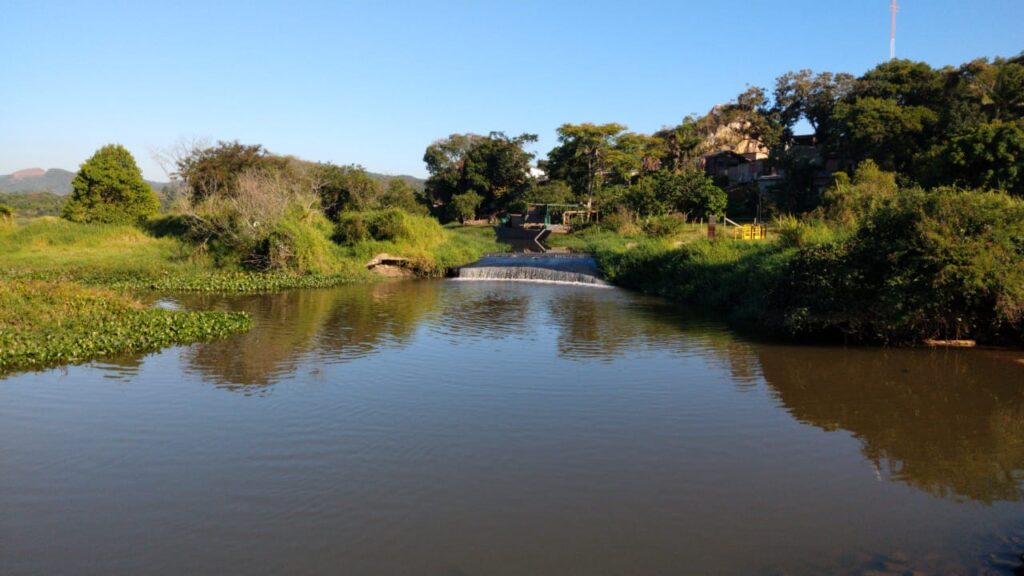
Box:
[423,131,537,218]
[62,144,159,225]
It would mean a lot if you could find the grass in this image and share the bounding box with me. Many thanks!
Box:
[336,211,502,276]
[0,215,499,373]
[548,225,831,332]
[0,280,251,373]
[0,215,499,291]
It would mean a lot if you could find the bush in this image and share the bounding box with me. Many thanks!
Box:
[642,213,687,237]
[335,209,446,245]
[449,191,483,223]
[62,144,159,225]
[0,204,14,226]
[254,207,340,274]
[598,209,641,235]
[778,187,1024,343]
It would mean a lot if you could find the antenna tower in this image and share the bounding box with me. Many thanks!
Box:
[890,0,898,60]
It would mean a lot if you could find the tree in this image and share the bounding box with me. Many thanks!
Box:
[449,191,482,224]
[946,120,1024,196]
[422,132,537,217]
[624,170,726,219]
[312,163,383,219]
[674,170,727,218]
[652,117,703,173]
[773,70,855,138]
[543,123,628,211]
[832,97,938,173]
[381,178,428,214]
[62,144,159,224]
[174,140,289,203]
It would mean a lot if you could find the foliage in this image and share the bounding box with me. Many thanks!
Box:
[381,178,429,214]
[0,192,64,218]
[313,163,384,218]
[945,120,1024,196]
[0,280,251,373]
[564,184,1024,346]
[449,190,483,223]
[521,179,576,205]
[820,159,898,226]
[543,123,629,210]
[62,144,159,225]
[0,203,14,225]
[777,188,1024,343]
[334,210,498,276]
[174,140,291,203]
[423,132,537,217]
[641,214,688,238]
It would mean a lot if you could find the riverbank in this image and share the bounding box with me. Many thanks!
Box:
[0,217,499,373]
[551,188,1024,346]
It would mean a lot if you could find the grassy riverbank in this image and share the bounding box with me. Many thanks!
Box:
[0,215,499,372]
[554,188,1024,346]
[0,215,499,291]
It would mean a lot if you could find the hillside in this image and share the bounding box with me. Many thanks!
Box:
[0,168,169,195]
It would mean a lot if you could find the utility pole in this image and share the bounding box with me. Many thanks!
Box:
[890,0,899,60]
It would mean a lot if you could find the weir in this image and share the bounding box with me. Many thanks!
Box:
[454,253,610,287]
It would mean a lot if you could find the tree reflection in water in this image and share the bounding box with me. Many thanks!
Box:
[177,281,441,391]
[758,345,1024,503]
[172,280,1024,504]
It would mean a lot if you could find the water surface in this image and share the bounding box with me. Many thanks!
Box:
[2,280,1024,575]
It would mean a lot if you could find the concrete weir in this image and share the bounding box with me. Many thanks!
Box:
[453,253,610,287]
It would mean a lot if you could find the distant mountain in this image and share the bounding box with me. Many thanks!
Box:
[367,172,425,192]
[0,168,424,194]
[0,168,170,195]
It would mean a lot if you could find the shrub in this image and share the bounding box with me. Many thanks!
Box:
[62,144,159,225]
[177,168,330,272]
[335,209,447,245]
[449,191,483,223]
[0,204,14,226]
[642,213,687,237]
[598,209,641,235]
[254,207,340,274]
[778,187,1024,343]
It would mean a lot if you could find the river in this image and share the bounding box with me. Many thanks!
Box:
[2,280,1023,575]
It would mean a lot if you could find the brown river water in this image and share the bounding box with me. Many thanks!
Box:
[2,280,1024,575]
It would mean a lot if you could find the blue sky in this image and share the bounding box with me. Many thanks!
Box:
[2,0,1022,180]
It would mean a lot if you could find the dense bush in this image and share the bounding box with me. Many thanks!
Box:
[641,213,687,237]
[334,209,445,245]
[777,188,1024,343]
[62,144,159,225]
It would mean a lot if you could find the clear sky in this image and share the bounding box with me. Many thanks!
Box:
[2,0,1022,180]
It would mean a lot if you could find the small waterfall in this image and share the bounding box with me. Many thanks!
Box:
[454,254,610,287]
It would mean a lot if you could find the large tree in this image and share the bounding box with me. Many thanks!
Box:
[422,132,537,217]
[62,144,159,224]
[543,122,628,211]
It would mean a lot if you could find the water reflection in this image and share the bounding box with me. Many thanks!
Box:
[175,281,440,391]
[758,346,1024,503]
[170,281,1024,504]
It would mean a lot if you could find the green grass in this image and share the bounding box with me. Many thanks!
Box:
[0,215,499,373]
[0,215,498,290]
[336,212,501,276]
[0,280,251,373]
